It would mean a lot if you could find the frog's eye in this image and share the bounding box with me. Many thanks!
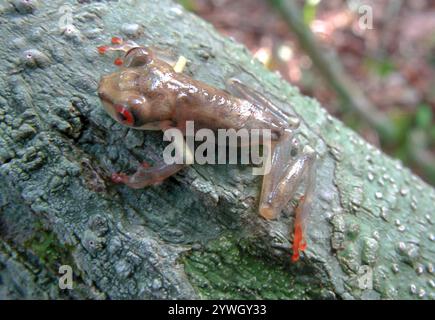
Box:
[114,104,135,126]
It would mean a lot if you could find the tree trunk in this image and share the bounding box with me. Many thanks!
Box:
[0,0,433,300]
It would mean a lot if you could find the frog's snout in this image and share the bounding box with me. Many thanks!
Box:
[98,75,111,102]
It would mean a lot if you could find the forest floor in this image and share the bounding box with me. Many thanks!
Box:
[181,0,435,185]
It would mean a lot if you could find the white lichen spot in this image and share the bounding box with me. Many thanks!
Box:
[398,242,406,251]
[380,207,389,221]
[418,288,426,298]
[357,266,373,290]
[400,188,409,196]
[410,284,417,294]
[169,5,183,15]
[427,263,434,274]
[373,231,380,240]
[415,264,424,275]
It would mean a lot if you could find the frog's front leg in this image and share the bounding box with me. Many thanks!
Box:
[112,162,185,189]
[112,122,192,189]
[124,47,187,72]
[98,37,186,71]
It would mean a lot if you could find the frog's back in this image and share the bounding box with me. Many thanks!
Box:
[170,74,287,136]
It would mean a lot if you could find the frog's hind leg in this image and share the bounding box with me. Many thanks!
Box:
[259,131,317,262]
[226,78,316,261]
[225,78,300,128]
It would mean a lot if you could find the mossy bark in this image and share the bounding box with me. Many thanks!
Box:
[0,0,433,299]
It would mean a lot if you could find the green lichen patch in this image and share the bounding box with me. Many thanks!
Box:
[24,223,76,274]
[183,235,325,299]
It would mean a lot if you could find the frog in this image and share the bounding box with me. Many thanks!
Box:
[97,37,317,262]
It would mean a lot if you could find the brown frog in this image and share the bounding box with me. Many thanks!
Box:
[97,37,317,262]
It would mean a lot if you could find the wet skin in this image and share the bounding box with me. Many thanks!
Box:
[97,39,316,261]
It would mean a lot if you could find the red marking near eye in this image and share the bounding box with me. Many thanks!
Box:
[97,45,108,54]
[115,105,134,125]
[114,57,123,66]
[111,37,123,44]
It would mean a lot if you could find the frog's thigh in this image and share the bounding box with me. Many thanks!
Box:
[225,78,299,128]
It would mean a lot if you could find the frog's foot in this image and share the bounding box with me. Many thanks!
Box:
[291,196,308,262]
[111,172,128,184]
[110,162,185,189]
[97,37,138,55]
[259,129,316,262]
[97,37,139,66]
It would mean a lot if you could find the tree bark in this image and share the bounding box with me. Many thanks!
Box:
[0,0,433,300]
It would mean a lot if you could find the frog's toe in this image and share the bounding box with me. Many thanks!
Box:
[140,161,151,168]
[111,172,128,184]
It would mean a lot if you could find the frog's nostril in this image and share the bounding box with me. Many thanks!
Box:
[98,91,109,102]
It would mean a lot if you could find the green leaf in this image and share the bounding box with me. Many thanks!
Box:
[177,0,196,12]
[303,0,320,25]
[364,57,396,77]
[415,104,433,129]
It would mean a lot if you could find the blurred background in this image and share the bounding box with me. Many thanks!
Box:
[178,0,435,186]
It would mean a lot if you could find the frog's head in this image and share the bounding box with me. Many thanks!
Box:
[98,69,154,129]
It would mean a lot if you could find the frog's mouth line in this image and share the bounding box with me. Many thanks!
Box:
[98,91,111,104]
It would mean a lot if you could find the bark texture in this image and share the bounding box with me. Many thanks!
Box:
[0,0,434,299]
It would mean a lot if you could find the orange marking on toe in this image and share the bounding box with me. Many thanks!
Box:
[97,45,108,54]
[111,36,123,44]
[299,240,307,251]
[291,252,300,262]
[114,57,123,66]
[290,195,308,262]
[291,223,305,262]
